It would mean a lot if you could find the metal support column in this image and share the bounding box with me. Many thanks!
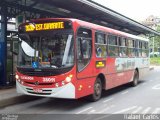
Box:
[0,2,8,86]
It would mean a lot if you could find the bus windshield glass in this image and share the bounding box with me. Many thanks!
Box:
[18,31,74,69]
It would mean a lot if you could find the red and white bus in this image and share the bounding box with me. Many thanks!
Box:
[15,18,149,101]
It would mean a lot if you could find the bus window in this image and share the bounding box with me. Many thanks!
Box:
[142,42,149,57]
[138,41,142,57]
[135,40,139,57]
[108,35,119,57]
[119,37,127,57]
[108,35,118,57]
[95,32,106,58]
[128,39,135,57]
[77,28,92,71]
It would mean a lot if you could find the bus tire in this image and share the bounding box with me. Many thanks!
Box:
[88,78,102,102]
[131,70,139,87]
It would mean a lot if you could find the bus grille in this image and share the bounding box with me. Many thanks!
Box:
[25,81,53,86]
[27,91,51,95]
[26,88,52,95]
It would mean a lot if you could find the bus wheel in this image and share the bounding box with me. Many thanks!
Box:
[89,78,102,102]
[131,70,139,87]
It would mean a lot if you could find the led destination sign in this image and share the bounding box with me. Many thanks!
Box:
[25,22,65,32]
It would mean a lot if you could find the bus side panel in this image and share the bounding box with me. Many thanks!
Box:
[75,77,95,99]
[106,57,128,88]
[139,58,150,79]
[125,58,136,83]
[134,58,150,81]
[126,70,134,83]
[106,58,118,88]
[105,74,114,90]
[76,56,97,98]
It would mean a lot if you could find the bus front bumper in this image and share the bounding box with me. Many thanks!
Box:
[16,82,75,99]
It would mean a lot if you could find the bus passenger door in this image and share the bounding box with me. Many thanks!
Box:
[76,36,93,79]
[76,28,94,97]
[76,28,93,79]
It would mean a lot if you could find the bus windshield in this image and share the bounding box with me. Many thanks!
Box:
[18,32,74,69]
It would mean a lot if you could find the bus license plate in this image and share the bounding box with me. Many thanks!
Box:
[33,88,43,93]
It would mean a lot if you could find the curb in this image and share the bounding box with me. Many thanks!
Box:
[0,95,42,108]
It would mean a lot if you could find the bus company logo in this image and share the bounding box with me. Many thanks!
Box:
[34,81,39,85]
[43,78,55,83]
[20,76,34,80]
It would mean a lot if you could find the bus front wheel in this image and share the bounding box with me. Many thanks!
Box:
[131,70,139,87]
[88,78,102,102]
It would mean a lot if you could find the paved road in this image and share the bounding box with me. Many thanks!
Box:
[0,66,160,115]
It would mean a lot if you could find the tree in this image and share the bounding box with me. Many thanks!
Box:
[150,25,160,52]
[154,25,160,52]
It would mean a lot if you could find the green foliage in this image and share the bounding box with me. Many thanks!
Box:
[150,57,160,65]
[151,25,160,52]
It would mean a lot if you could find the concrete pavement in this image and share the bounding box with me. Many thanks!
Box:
[0,86,41,108]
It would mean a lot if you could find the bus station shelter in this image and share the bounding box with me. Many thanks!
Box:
[0,0,160,87]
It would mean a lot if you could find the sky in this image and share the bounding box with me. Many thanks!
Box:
[92,0,160,22]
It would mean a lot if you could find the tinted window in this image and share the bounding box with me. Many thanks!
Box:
[108,35,118,57]
[128,39,135,57]
[77,28,92,71]
[119,37,127,57]
[95,32,107,58]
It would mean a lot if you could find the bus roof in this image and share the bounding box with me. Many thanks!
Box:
[71,18,149,42]
[29,18,149,42]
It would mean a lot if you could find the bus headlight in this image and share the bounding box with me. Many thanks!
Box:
[65,77,72,83]
[64,74,73,83]
[15,75,19,80]
[55,83,59,87]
